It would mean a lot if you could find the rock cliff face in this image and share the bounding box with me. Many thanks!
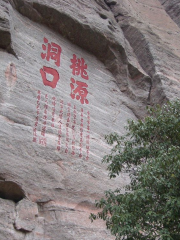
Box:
[0,0,180,239]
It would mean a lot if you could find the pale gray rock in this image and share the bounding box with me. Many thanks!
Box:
[107,0,180,104]
[0,0,180,240]
[0,198,25,240]
[9,0,152,118]
[15,199,38,232]
[159,0,180,27]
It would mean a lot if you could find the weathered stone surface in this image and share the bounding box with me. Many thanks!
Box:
[0,0,180,239]
[159,0,180,27]
[107,0,180,105]
[0,198,24,240]
[0,0,11,49]
[15,199,38,232]
[9,0,152,118]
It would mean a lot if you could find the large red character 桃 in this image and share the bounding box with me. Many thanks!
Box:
[70,54,89,80]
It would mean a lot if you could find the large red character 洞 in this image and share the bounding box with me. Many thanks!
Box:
[70,54,89,80]
[40,66,60,88]
[41,37,61,67]
[70,78,89,104]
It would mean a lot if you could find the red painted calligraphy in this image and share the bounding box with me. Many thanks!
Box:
[70,54,89,80]
[41,37,61,67]
[70,78,89,104]
[65,103,71,153]
[71,105,76,155]
[33,90,41,143]
[40,37,62,89]
[39,136,47,146]
[39,94,48,146]
[79,108,83,158]
[40,66,59,89]
[57,100,64,151]
[86,111,90,160]
[33,92,91,158]
[51,96,56,127]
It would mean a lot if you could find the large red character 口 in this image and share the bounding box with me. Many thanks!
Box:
[70,78,89,104]
[41,37,61,67]
[40,66,59,88]
[70,54,89,80]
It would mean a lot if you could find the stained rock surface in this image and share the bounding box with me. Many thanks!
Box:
[0,0,180,239]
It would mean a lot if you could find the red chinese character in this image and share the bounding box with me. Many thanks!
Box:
[41,126,46,136]
[40,66,60,88]
[37,94,41,100]
[33,129,37,136]
[70,78,89,104]
[39,137,46,146]
[70,54,89,80]
[41,37,61,67]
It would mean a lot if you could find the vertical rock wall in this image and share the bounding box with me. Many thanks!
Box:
[0,0,180,239]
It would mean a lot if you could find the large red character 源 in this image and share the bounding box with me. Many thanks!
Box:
[40,66,60,88]
[70,78,89,104]
[70,54,89,80]
[41,37,61,67]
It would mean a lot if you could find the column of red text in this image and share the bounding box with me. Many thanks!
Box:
[39,94,48,146]
[86,111,90,160]
[71,105,76,155]
[51,96,56,127]
[57,100,64,151]
[33,90,41,143]
[79,108,83,158]
[65,103,71,153]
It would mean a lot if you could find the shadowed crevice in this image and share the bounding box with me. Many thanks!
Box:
[0,181,25,203]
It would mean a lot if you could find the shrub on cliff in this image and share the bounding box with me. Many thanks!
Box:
[91,100,180,240]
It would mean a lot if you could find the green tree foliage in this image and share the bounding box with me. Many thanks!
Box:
[90,100,180,240]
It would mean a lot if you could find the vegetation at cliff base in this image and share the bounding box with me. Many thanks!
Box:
[90,100,180,240]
